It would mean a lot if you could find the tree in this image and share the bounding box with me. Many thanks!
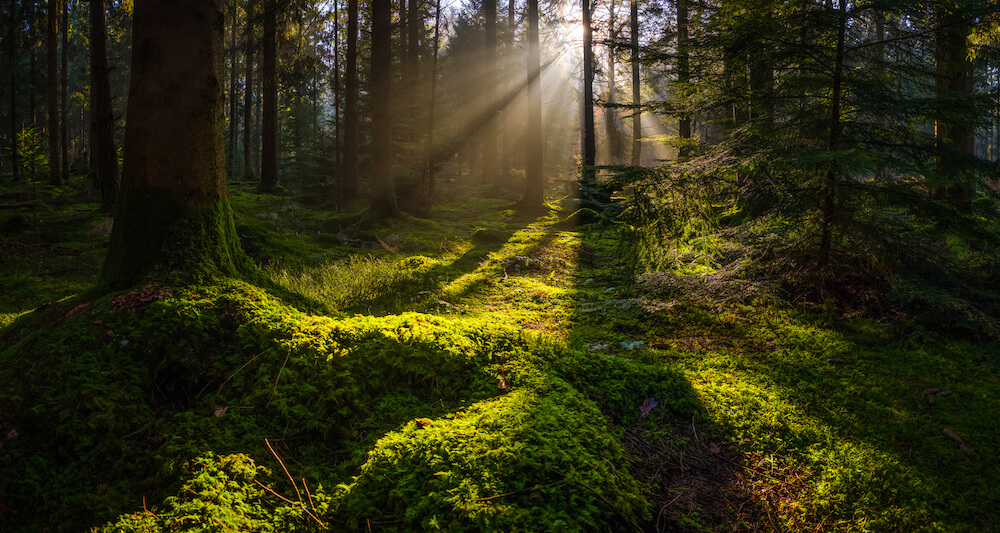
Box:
[482,0,498,184]
[47,0,61,185]
[101,0,250,289]
[370,0,400,216]
[60,0,68,177]
[582,0,596,185]
[630,0,640,166]
[8,0,19,181]
[260,0,278,191]
[90,0,118,208]
[934,0,976,206]
[520,0,544,209]
[342,0,360,199]
[243,0,255,180]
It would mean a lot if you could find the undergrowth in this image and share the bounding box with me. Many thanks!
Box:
[2,177,999,532]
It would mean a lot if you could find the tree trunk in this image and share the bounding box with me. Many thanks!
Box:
[342,0,360,199]
[606,0,621,163]
[101,0,249,289]
[60,0,68,176]
[676,0,690,155]
[370,0,399,216]
[228,0,238,176]
[243,0,254,180]
[630,0,640,166]
[482,0,498,184]
[934,0,975,206]
[425,0,442,201]
[582,0,596,184]
[9,0,19,181]
[260,0,278,191]
[521,0,544,209]
[333,0,341,199]
[819,0,846,269]
[47,0,61,185]
[90,0,118,209]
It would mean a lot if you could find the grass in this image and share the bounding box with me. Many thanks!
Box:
[0,176,998,531]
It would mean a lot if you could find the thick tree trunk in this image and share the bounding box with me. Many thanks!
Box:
[243,0,254,180]
[342,0,360,199]
[260,0,278,191]
[482,0,498,184]
[630,0,640,166]
[47,0,61,185]
[101,0,249,290]
[370,0,399,216]
[60,0,68,176]
[90,0,118,209]
[521,0,544,209]
[582,0,596,184]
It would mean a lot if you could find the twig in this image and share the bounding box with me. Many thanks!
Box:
[266,344,293,408]
[473,481,563,501]
[142,496,159,518]
[265,438,302,503]
[215,351,262,395]
[211,516,232,531]
[303,477,319,517]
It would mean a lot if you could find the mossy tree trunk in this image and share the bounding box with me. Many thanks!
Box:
[100,0,250,290]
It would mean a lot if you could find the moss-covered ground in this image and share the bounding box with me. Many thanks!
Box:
[1,178,998,532]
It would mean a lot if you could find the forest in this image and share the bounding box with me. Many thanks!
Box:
[1,0,999,531]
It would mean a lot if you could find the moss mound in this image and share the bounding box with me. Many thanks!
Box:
[0,278,670,531]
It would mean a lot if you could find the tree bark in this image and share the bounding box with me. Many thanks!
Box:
[342,0,360,199]
[90,0,118,209]
[101,0,249,289]
[243,0,254,180]
[934,0,975,206]
[333,0,341,197]
[482,0,498,184]
[630,0,640,166]
[9,0,19,181]
[228,0,238,176]
[60,0,68,176]
[582,0,596,184]
[676,0,690,155]
[260,0,278,191]
[47,0,61,185]
[521,0,544,209]
[819,0,846,269]
[425,0,442,201]
[370,0,399,216]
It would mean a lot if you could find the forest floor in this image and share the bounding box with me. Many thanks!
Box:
[1,177,998,532]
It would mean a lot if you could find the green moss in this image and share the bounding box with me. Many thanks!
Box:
[101,189,254,290]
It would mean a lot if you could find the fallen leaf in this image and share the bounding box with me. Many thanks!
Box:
[497,376,507,390]
[826,358,849,364]
[923,388,942,396]
[214,407,228,417]
[928,395,936,406]
[416,419,433,428]
[639,397,659,418]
